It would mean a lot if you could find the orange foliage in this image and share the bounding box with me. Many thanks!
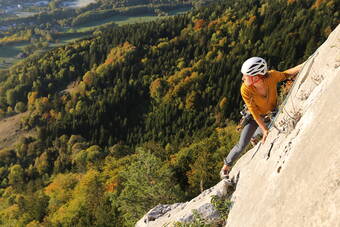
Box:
[194,19,206,31]
[164,66,206,104]
[150,78,166,99]
[185,91,198,110]
[216,51,224,62]
[104,41,136,65]
[208,20,219,28]
[105,180,118,192]
[219,97,228,110]
[49,109,60,120]
[83,71,95,85]
[172,72,201,98]
[28,91,38,106]
[218,37,227,47]
[45,173,80,196]
[0,204,19,219]
[324,26,332,37]
[192,59,204,70]
[312,0,329,8]
[0,34,28,44]
[169,36,179,44]
[167,67,192,85]
[40,97,49,105]
[208,15,231,28]
[246,16,256,26]
[61,95,69,104]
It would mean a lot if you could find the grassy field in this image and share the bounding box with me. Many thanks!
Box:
[71,13,157,32]
[50,33,92,47]
[110,15,159,26]
[73,7,191,32]
[0,42,28,69]
[16,11,37,18]
[167,7,192,15]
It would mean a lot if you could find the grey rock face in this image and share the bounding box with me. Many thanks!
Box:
[136,179,233,226]
[142,203,182,223]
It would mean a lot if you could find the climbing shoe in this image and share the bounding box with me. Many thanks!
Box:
[220,165,231,179]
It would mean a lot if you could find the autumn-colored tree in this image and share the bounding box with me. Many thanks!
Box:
[83,71,96,86]
[194,19,206,30]
[48,170,114,226]
[44,173,80,213]
[149,78,168,100]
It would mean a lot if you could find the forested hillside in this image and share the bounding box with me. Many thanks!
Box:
[0,0,195,69]
[0,0,338,226]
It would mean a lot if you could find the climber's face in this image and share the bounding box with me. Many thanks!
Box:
[242,74,254,86]
[242,74,261,86]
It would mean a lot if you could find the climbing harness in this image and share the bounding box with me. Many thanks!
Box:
[237,105,277,132]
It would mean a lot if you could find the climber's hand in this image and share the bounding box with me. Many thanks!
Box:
[261,129,269,144]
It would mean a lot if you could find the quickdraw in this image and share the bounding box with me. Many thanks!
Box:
[236,104,252,131]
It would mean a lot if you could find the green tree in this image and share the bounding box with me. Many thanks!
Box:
[6,89,17,106]
[16,191,49,224]
[117,149,183,226]
[14,102,27,113]
[34,152,50,175]
[8,164,24,191]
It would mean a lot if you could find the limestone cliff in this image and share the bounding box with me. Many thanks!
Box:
[137,25,340,227]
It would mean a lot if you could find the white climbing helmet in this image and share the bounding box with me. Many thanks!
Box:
[241,57,268,76]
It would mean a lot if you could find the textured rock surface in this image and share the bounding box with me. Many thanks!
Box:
[136,25,340,227]
[136,179,233,226]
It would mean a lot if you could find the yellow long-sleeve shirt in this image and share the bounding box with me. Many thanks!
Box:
[241,70,290,122]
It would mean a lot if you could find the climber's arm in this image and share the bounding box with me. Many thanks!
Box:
[283,63,304,78]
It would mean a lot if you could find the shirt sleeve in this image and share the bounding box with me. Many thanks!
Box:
[240,85,261,122]
[270,70,290,83]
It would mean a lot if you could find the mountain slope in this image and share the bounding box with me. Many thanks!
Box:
[0,112,31,150]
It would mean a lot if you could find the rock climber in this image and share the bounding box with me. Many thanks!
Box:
[220,57,303,179]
